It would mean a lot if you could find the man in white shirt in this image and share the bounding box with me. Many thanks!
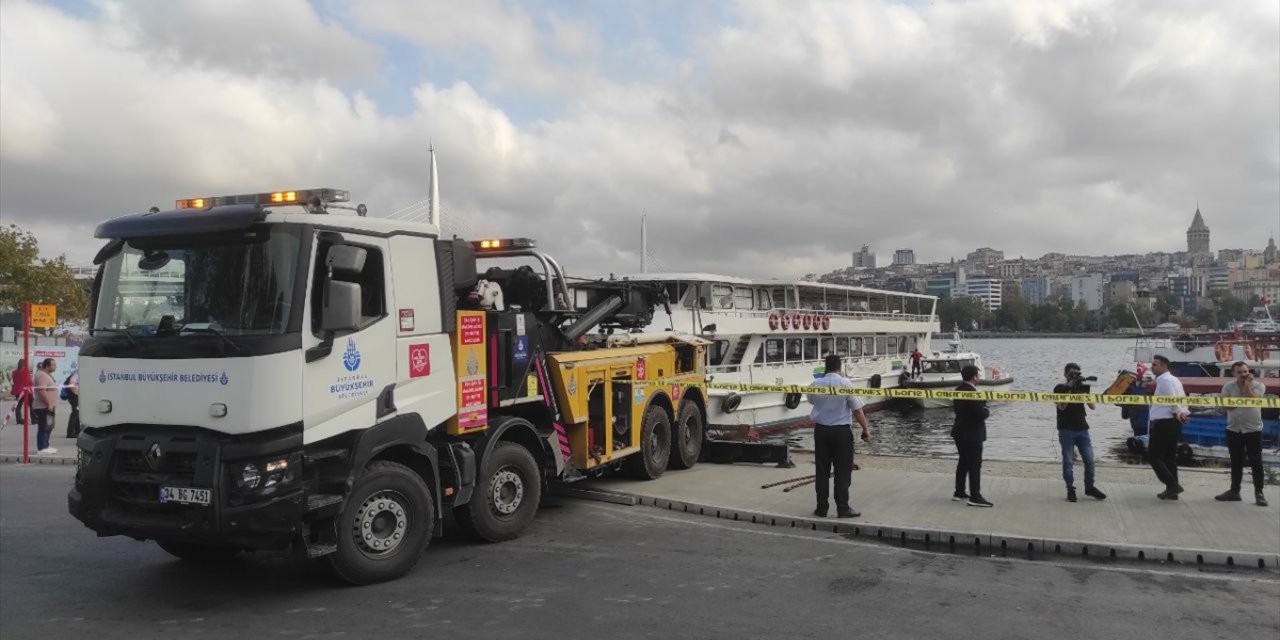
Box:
[1148,355,1188,500]
[807,355,872,518]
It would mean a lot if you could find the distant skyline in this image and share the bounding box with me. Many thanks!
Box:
[1,0,1277,278]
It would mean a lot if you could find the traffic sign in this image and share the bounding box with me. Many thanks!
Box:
[30,304,57,328]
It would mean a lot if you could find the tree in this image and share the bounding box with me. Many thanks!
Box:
[0,224,90,324]
[993,296,1032,331]
[938,296,989,331]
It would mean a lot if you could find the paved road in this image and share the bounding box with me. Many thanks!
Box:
[2,465,1277,640]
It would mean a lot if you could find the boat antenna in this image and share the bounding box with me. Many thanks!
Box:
[1128,304,1146,336]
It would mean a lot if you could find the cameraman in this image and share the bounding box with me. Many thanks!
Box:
[1053,363,1107,502]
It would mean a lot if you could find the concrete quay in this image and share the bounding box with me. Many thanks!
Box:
[585,452,1280,570]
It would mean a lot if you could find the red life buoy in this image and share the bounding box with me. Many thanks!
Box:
[780,313,791,330]
[801,314,812,330]
[791,313,802,330]
[821,315,830,330]
[768,312,779,331]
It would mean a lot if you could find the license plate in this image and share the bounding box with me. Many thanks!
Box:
[159,486,211,505]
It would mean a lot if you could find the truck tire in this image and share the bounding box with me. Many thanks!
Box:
[668,400,704,470]
[328,460,434,585]
[454,441,542,543]
[784,393,802,410]
[624,405,671,480]
[155,540,242,563]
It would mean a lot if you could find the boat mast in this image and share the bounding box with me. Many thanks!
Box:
[428,144,440,227]
[640,215,648,274]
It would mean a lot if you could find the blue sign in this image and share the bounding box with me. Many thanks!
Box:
[342,338,362,372]
[513,336,529,364]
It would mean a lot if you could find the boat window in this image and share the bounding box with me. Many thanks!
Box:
[835,337,849,356]
[710,340,731,366]
[898,336,908,353]
[696,283,712,309]
[803,338,819,361]
[961,359,974,369]
[787,338,803,361]
[821,338,835,356]
[849,337,862,356]
[712,284,734,310]
[734,287,754,310]
[765,338,784,363]
[923,360,960,373]
[875,336,888,354]
[758,289,772,310]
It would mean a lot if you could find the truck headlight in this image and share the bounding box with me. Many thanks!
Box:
[228,455,298,503]
[236,463,262,491]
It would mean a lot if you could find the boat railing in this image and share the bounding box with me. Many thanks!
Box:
[705,307,934,323]
[707,354,906,378]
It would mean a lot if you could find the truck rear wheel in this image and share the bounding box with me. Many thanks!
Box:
[156,540,242,563]
[624,405,671,480]
[328,460,434,585]
[454,441,542,543]
[668,400,703,470]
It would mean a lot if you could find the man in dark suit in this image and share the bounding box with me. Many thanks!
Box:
[951,365,993,507]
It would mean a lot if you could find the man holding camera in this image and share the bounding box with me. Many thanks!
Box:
[1054,363,1107,502]
[1216,361,1268,507]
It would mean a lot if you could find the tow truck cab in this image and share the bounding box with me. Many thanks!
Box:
[68,186,715,584]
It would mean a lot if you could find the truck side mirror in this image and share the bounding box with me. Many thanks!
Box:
[327,245,367,276]
[322,280,362,333]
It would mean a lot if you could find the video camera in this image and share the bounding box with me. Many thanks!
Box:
[1065,369,1097,392]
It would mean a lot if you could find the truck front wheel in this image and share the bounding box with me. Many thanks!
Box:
[328,460,434,585]
[455,441,542,543]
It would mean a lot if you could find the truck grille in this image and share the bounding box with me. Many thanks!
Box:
[113,450,198,475]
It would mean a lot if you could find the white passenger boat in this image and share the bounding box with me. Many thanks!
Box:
[896,330,1014,408]
[600,274,940,438]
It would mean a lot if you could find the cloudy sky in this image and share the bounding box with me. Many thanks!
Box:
[1,0,1277,278]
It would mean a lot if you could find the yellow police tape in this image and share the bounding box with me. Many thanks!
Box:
[633,379,1277,409]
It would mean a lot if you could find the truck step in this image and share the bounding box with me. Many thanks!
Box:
[305,543,337,559]
[305,449,349,464]
[306,494,344,512]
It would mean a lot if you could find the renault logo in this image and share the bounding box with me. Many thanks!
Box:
[145,443,163,471]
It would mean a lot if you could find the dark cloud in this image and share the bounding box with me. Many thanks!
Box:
[1,0,1276,280]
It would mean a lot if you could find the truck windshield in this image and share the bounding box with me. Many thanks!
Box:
[92,227,303,337]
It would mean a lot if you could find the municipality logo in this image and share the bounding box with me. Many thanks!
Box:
[342,338,362,372]
[220,371,229,386]
[98,370,107,384]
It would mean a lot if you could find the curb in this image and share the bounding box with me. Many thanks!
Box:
[0,454,75,466]
[571,488,1280,572]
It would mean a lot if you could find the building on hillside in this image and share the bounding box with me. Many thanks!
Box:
[965,278,1003,311]
[1021,276,1049,306]
[892,249,915,266]
[851,245,877,269]
[967,247,1005,266]
[1265,237,1278,265]
[927,277,955,299]
[1071,274,1105,311]
[1232,278,1280,303]
[1105,279,1137,306]
[1187,207,1210,255]
[1000,279,1021,303]
[1206,266,1230,294]
[996,260,1025,279]
[1218,248,1244,264]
